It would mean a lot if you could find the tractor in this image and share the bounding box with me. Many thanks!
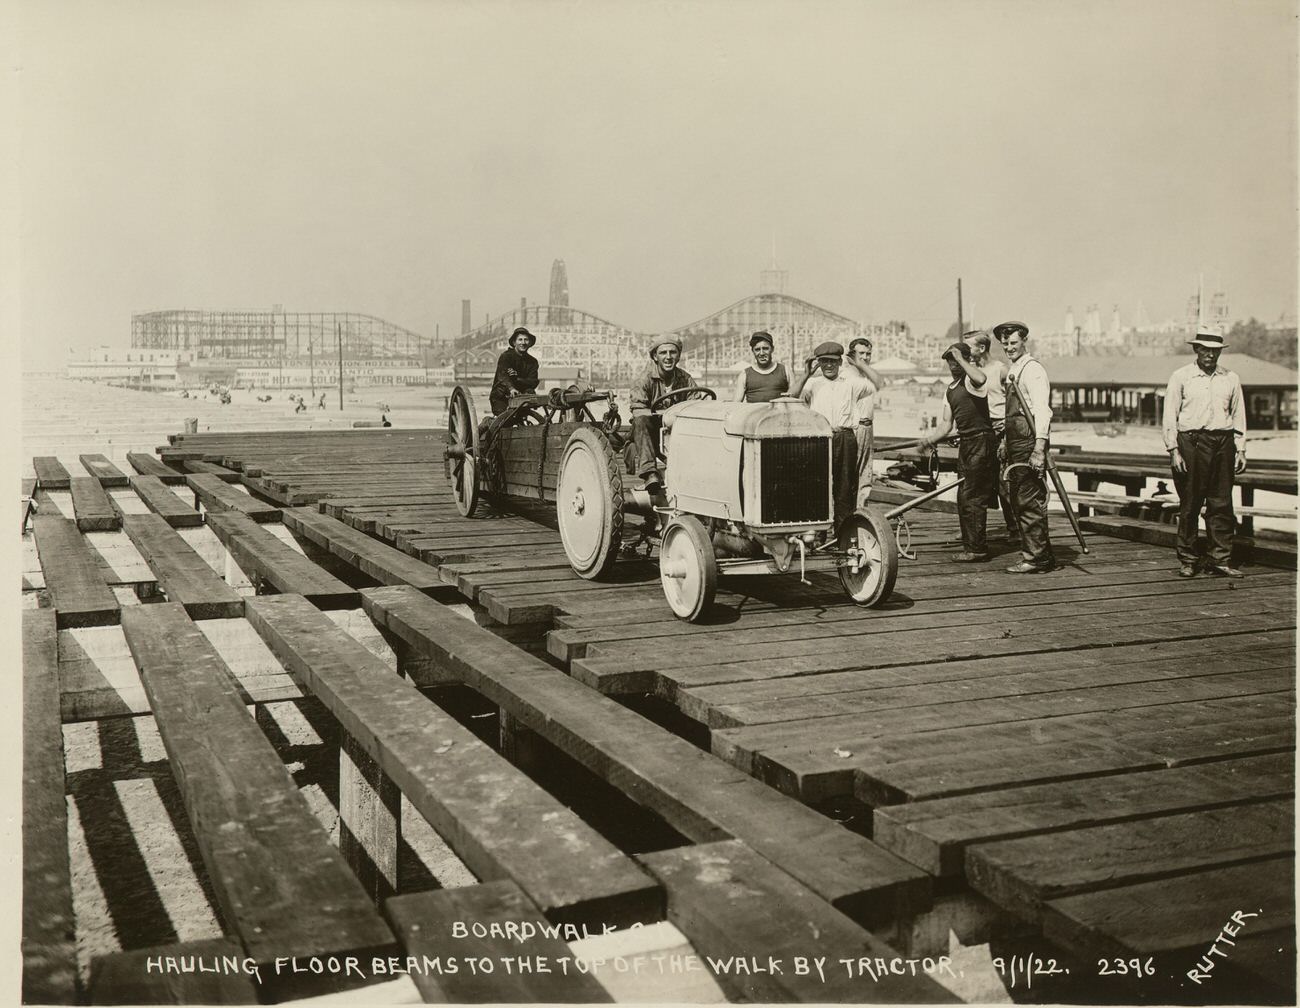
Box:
[443,383,898,622]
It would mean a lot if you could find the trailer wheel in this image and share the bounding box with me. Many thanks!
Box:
[445,385,480,517]
[659,515,717,622]
[557,427,625,579]
[838,506,898,607]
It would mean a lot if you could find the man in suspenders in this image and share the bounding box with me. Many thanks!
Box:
[918,341,997,560]
[993,320,1056,573]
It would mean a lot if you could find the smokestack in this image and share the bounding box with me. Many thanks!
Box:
[461,300,471,335]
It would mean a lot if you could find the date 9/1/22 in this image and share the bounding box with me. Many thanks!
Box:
[991,955,1159,989]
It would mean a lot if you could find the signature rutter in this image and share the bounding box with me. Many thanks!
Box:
[1186,909,1260,985]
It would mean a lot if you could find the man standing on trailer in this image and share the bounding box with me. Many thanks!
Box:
[847,336,887,506]
[733,330,790,402]
[1162,328,1247,578]
[788,341,878,529]
[992,320,1056,574]
[630,336,696,492]
[918,341,998,561]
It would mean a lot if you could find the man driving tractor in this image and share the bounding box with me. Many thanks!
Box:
[629,335,696,493]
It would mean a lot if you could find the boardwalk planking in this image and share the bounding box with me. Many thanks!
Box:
[964,800,1294,926]
[638,841,958,1004]
[126,450,189,485]
[186,473,281,521]
[78,453,130,487]
[70,475,121,532]
[279,507,444,592]
[207,511,357,608]
[384,881,615,1003]
[88,939,259,1005]
[122,513,245,619]
[1042,857,1294,997]
[873,752,1297,876]
[33,455,72,489]
[32,515,120,627]
[245,593,661,927]
[22,610,78,1004]
[125,474,204,527]
[119,604,397,986]
[360,584,931,925]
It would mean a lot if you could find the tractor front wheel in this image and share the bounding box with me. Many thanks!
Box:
[838,506,898,607]
[659,515,718,622]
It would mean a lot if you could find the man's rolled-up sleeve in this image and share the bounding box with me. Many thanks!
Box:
[1162,371,1182,451]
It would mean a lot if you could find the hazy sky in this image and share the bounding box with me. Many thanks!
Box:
[15,0,1299,368]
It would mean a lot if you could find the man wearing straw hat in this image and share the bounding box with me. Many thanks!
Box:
[1162,327,1247,578]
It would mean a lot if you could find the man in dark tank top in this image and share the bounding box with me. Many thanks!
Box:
[732,331,789,402]
[918,341,998,561]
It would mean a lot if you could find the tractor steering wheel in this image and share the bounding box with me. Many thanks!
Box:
[651,387,717,411]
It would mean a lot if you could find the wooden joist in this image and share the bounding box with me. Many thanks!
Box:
[639,841,958,1004]
[70,476,122,532]
[186,473,281,522]
[279,507,443,592]
[125,475,204,528]
[33,456,71,490]
[122,513,244,619]
[207,512,357,608]
[127,450,189,485]
[32,515,120,627]
[118,604,397,986]
[79,453,130,487]
[245,593,659,927]
[22,610,78,1004]
[359,585,931,925]
[385,882,614,1003]
[184,459,242,483]
[872,751,1296,876]
[88,939,258,1005]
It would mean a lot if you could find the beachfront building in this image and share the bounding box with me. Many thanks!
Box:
[1046,354,1298,430]
[66,347,183,387]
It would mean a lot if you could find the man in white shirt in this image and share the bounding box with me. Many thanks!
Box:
[992,321,1055,573]
[1162,328,1247,578]
[847,337,886,506]
[788,341,877,528]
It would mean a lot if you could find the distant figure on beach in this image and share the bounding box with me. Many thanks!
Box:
[1163,327,1247,579]
[381,413,392,428]
[295,397,306,413]
[318,393,326,409]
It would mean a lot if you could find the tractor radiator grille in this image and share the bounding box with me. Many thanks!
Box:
[759,438,830,524]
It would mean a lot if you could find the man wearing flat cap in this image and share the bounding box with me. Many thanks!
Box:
[1162,328,1247,578]
[992,321,1056,573]
[788,341,879,528]
[630,336,696,490]
[490,326,540,416]
[733,331,790,403]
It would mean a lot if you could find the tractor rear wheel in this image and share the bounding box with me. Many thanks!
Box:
[659,515,717,622]
[838,506,898,607]
[556,427,625,579]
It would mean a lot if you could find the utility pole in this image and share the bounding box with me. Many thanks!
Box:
[309,337,315,398]
[337,322,344,410]
[956,278,964,336]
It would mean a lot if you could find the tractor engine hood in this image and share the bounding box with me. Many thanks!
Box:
[666,399,833,438]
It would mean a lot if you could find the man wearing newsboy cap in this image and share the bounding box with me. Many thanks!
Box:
[1162,328,1247,578]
